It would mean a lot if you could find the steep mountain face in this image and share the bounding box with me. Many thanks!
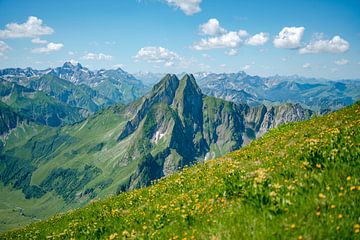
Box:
[197,72,360,111]
[0,74,313,231]
[0,79,84,127]
[0,102,26,137]
[52,62,94,84]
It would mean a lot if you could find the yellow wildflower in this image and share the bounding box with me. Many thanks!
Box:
[338,214,343,219]
[318,193,326,199]
[109,233,118,240]
[346,176,351,181]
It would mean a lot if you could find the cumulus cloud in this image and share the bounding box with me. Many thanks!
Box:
[302,63,311,69]
[273,26,305,49]
[199,18,226,35]
[0,41,10,56]
[82,52,113,60]
[31,42,63,53]
[134,46,193,68]
[165,0,202,15]
[134,46,179,64]
[246,32,269,46]
[0,16,54,39]
[31,38,48,44]
[134,46,182,67]
[225,49,238,56]
[334,59,349,65]
[299,36,349,54]
[193,31,243,50]
[238,30,249,37]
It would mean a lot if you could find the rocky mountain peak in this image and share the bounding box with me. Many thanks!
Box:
[62,61,82,69]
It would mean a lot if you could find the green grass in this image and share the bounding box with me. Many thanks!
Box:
[2,102,360,239]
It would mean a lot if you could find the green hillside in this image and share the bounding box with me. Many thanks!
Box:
[2,101,359,239]
[0,79,84,127]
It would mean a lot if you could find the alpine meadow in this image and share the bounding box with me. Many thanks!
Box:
[0,0,359,239]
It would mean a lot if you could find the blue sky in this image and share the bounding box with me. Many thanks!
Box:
[0,0,359,79]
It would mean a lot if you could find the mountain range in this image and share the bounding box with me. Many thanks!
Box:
[0,73,313,231]
[0,62,147,115]
[135,71,360,112]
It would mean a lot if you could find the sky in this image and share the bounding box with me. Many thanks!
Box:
[0,0,359,79]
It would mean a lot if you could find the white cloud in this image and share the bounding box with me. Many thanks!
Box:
[193,31,242,50]
[302,63,311,69]
[134,46,179,63]
[82,52,113,60]
[0,16,54,39]
[273,26,305,49]
[134,46,194,68]
[31,42,63,53]
[199,18,226,35]
[165,0,202,15]
[225,49,238,56]
[0,41,10,56]
[31,38,48,44]
[241,64,251,71]
[299,36,349,54]
[68,51,75,56]
[238,30,249,37]
[246,32,269,46]
[334,59,349,65]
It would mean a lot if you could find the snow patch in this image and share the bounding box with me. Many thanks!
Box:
[152,130,166,144]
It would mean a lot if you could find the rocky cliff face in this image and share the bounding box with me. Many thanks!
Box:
[117,74,314,189]
[0,102,25,136]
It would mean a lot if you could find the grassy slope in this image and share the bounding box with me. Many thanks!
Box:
[0,107,132,231]
[2,102,360,239]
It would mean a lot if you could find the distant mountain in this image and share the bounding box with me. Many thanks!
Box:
[197,71,360,111]
[0,62,147,106]
[25,74,114,113]
[89,68,147,104]
[51,62,94,84]
[0,79,84,127]
[0,74,313,231]
[133,71,167,86]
